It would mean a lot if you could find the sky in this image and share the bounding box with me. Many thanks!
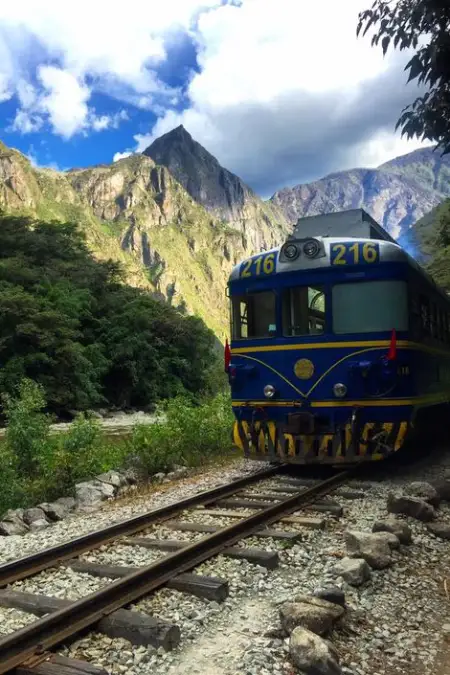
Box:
[0,0,432,198]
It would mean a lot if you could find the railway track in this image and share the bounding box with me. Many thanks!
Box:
[0,466,353,674]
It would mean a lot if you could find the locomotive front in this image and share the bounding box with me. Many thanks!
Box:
[226,210,416,465]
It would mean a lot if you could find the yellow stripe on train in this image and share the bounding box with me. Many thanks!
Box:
[231,420,409,461]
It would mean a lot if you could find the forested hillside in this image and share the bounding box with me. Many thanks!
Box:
[400,199,450,291]
[0,214,221,417]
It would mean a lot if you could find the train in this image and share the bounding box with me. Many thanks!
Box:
[225,208,450,464]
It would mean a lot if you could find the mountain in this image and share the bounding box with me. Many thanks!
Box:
[0,138,287,340]
[2,130,450,342]
[143,125,289,247]
[270,147,450,238]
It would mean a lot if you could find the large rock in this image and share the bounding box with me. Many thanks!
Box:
[23,508,48,526]
[372,518,412,545]
[403,481,440,507]
[313,587,346,608]
[75,480,115,506]
[38,502,69,522]
[280,595,344,636]
[0,509,29,536]
[431,480,450,502]
[29,518,49,532]
[96,470,125,489]
[387,494,436,522]
[344,530,396,569]
[427,521,450,540]
[333,557,371,587]
[55,497,77,511]
[0,519,29,536]
[289,627,341,675]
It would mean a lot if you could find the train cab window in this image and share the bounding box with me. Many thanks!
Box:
[231,291,276,339]
[282,285,326,336]
[332,280,408,334]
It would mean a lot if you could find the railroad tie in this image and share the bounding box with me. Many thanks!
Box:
[66,561,229,602]
[192,508,326,529]
[15,654,108,675]
[163,520,302,542]
[123,537,279,569]
[0,590,180,650]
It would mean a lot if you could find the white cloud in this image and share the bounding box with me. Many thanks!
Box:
[37,66,90,138]
[0,0,222,137]
[10,109,43,133]
[133,0,433,194]
[113,151,133,162]
[90,109,129,132]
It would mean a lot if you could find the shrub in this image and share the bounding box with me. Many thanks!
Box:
[127,392,235,475]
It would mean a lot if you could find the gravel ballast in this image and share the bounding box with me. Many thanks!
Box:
[1,455,450,674]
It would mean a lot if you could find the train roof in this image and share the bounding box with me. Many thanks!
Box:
[291,208,397,243]
[228,209,450,302]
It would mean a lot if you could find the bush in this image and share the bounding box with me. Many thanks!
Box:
[127,392,235,475]
[2,378,53,476]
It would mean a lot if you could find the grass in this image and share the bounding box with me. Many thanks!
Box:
[0,380,235,517]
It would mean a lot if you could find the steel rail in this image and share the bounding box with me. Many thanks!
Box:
[0,470,350,673]
[0,464,282,588]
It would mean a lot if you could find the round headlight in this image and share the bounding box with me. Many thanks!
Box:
[264,384,276,399]
[303,239,320,258]
[333,383,347,399]
[284,243,299,260]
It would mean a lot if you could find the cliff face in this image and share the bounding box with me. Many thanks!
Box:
[0,140,287,340]
[270,147,450,238]
[143,125,289,249]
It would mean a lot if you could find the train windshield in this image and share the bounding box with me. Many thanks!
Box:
[282,285,326,336]
[231,291,276,339]
[332,280,408,334]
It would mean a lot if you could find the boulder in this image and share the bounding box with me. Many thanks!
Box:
[344,530,395,569]
[373,531,400,550]
[333,557,371,587]
[0,519,29,536]
[29,518,49,532]
[2,508,24,522]
[38,502,69,521]
[431,480,450,502]
[96,470,125,489]
[403,481,440,507]
[289,627,341,675]
[372,518,412,545]
[23,508,48,526]
[387,494,436,522]
[75,480,115,506]
[427,521,450,540]
[280,595,344,636]
[55,497,77,511]
[153,473,167,482]
[313,587,346,608]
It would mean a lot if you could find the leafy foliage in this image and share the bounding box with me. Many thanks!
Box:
[357,1,450,153]
[125,392,235,476]
[0,383,234,517]
[0,214,223,416]
[409,198,450,289]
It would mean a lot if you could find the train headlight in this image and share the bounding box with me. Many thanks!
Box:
[303,239,320,258]
[333,382,347,398]
[284,243,299,260]
[264,384,276,399]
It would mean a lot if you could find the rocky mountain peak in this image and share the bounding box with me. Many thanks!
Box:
[142,125,256,221]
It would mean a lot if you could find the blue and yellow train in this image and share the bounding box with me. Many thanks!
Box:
[226,208,450,464]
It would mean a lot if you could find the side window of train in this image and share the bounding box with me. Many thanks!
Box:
[282,285,326,336]
[231,292,276,339]
[420,296,430,335]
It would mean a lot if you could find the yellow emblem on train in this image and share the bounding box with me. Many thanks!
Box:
[294,358,314,380]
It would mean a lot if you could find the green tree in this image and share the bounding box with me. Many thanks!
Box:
[357,1,450,153]
[0,214,221,417]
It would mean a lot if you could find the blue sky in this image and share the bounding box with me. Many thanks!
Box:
[0,0,429,196]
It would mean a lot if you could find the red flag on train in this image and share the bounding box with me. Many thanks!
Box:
[387,328,397,361]
[224,338,231,372]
